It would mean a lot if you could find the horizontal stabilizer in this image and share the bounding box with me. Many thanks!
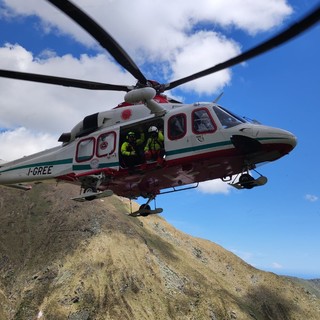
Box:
[5,183,32,191]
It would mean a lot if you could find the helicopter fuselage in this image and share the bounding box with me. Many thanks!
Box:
[0,96,297,199]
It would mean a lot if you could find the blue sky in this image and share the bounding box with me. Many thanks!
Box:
[0,0,319,279]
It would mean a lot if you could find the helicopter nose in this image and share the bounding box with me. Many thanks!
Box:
[287,133,298,150]
[272,129,297,154]
[253,126,297,157]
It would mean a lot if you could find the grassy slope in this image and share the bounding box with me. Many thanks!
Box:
[0,184,319,319]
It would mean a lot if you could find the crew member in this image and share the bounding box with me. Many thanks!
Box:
[121,131,144,170]
[144,126,165,166]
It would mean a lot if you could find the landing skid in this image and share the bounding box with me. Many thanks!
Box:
[129,207,163,217]
[129,195,163,217]
[71,189,113,202]
[229,174,267,190]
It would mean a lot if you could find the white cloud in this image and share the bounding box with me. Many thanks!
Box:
[198,179,232,195]
[2,1,293,39]
[0,44,131,135]
[271,262,283,269]
[203,0,293,34]
[0,127,57,161]
[170,31,240,94]
[305,194,319,202]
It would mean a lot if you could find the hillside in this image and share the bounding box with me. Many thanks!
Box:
[0,184,319,319]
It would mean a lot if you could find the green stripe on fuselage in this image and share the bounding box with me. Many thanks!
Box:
[163,136,285,157]
[73,162,119,171]
[165,140,233,157]
[0,158,73,173]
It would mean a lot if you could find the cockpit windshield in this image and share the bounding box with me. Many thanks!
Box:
[212,105,246,128]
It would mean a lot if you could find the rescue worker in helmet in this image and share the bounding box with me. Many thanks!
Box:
[144,126,165,166]
[121,131,145,171]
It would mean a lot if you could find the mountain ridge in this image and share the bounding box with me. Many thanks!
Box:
[0,184,319,319]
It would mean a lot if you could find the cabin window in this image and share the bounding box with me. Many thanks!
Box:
[168,114,186,140]
[192,108,216,134]
[76,138,95,162]
[97,132,116,157]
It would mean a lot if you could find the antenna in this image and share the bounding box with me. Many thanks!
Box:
[213,92,224,103]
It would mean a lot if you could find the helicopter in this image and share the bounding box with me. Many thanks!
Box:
[0,1,318,216]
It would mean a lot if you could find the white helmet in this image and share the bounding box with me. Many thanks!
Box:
[148,126,158,133]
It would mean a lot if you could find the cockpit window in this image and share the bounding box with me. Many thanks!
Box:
[213,105,246,128]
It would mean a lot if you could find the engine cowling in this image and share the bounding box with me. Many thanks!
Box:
[124,87,156,103]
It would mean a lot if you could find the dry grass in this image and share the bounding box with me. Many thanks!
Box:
[0,184,319,319]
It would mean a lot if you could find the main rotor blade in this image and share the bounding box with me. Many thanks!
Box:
[0,70,130,91]
[166,4,320,91]
[46,0,147,84]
